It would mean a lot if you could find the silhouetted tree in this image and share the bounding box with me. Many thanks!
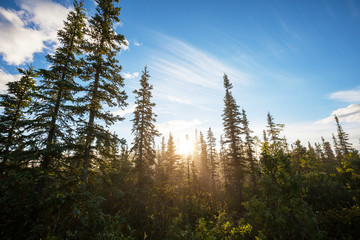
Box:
[207,127,218,194]
[78,0,127,186]
[131,66,159,188]
[335,115,352,156]
[0,66,37,166]
[35,0,86,169]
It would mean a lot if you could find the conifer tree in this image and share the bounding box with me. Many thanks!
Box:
[207,127,218,194]
[291,140,307,173]
[219,135,228,189]
[199,131,210,190]
[0,66,37,165]
[35,0,86,169]
[321,137,335,162]
[263,130,268,143]
[332,133,340,158]
[222,74,245,199]
[165,133,178,185]
[314,142,324,160]
[79,0,127,185]
[192,129,200,168]
[242,109,257,184]
[131,66,159,186]
[321,137,337,172]
[266,112,284,152]
[130,67,159,232]
[335,115,352,156]
[155,136,167,183]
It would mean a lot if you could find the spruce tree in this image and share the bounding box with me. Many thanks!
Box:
[131,66,159,187]
[35,0,86,169]
[155,136,167,183]
[335,115,352,156]
[130,66,159,231]
[332,133,340,158]
[221,74,245,200]
[321,137,337,172]
[219,135,228,189]
[79,0,127,185]
[0,66,37,165]
[199,131,210,190]
[165,133,179,185]
[266,112,284,152]
[207,127,218,194]
[242,109,257,184]
[321,137,335,162]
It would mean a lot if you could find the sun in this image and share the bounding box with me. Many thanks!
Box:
[177,134,195,155]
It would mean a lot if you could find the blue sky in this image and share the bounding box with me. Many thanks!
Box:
[0,0,359,151]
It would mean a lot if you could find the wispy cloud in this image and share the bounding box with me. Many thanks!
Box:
[150,34,250,90]
[0,69,22,91]
[133,41,142,46]
[166,96,194,105]
[114,21,124,29]
[123,72,139,79]
[0,0,70,65]
[316,104,360,124]
[329,86,360,103]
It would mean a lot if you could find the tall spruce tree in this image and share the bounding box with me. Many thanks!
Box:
[199,131,210,190]
[266,112,284,152]
[79,0,127,185]
[335,115,352,156]
[155,136,167,183]
[165,133,179,185]
[130,67,159,231]
[332,133,340,158]
[207,127,218,194]
[222,74,245,199]
[242,109,257,184]
[0,66,37,165]
[131,66,159,187]
[34,0,86,169]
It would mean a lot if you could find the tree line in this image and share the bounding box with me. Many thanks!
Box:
[1,0,359,239]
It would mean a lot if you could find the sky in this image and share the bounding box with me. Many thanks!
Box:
[0,0,359,152]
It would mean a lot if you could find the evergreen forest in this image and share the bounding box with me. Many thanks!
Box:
[1,1,359,239]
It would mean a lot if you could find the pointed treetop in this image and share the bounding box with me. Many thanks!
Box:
[223,74,233,90]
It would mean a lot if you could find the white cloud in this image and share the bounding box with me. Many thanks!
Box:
[133,41,142,46]
[123,72,139,79]
[316,104,360,124]
[18,0,70,42]
[166,96,194,105]
[114,21,123,29]
[150,34,250,90]
[0,0,70,65]
[112,105,135,117]
[0,69,22,91]
[329,86,360,103]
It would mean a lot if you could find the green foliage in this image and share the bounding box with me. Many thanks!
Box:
[0,167,110,240]
[0,66,37,166]
[165,212,252,240]
[246,148,323,239]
